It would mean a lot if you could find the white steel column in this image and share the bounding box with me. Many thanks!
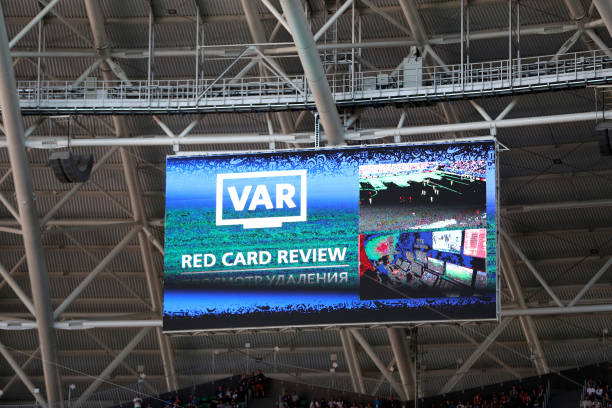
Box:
[387,328,415,401]
[0,4,63,406]
[83,0,179,392]
[349,328,407,400]
[500,239,549,375]
[339,328,365,394]
[279,0,344,145]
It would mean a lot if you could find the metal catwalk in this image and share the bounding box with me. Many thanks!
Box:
[16,48,612,115]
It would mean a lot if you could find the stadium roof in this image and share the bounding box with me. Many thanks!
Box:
[0,0,612,406]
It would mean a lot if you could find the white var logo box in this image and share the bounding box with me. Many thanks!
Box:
[216,170,307,229]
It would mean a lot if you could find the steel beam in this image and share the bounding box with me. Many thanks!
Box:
[500,239,549,375]
[1,347,39,396]
[568,256,612,307]
[593,0,612,38]
[1,302,612,331]
[500,229,564,307]
[10,109,612,148]
[0,340,48,408]
[8,0,61,49]
[440,318,513,394]
[84,0,179,393]
[339,328,365,394]
[240,0,293,135]
[74,327,152,406]
[0,5,62,406]
[279,0,344,145]
[314,0,353,42]
[349,328,407,400]
[387,328,415,401]
[53,226,142,318]
[0,261,36,316]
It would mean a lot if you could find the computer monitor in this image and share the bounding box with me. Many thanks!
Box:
[463,228,487,258]
[410,262,422,277]
[420,271,438,287]
[405,251,415,262]
[474,270,488,290]
[445,263,474,287]
[414,250,427,265]
[427,257,444,274]
[432,230,463,254]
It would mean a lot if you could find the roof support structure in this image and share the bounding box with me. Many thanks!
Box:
[0,340,48,408]
[0,5,62,406]
[339,328,365,394]
[451,327,522,380]
[500,239,549,375]
[279,0,344,145]
[1,347,39,397]
[240,0,294,135]
[83,0,179,393]
[74,327,152,406]
[52,226,142,319]
[8,0,60,49]
[349,328,407,400]
[387,328,416,401]
[440,318,514,394]
[568,256,612,307]
[500,229,564,308]
[593,0,612,38]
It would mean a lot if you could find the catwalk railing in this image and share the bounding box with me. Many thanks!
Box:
[15,48,612,114]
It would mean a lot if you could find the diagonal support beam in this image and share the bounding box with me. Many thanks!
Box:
[1,347,39,396]
[0,341,48,408]
[451,327,522,380]
[500,229,564,308]
[0,5,62,405]
[75,327,152,406]
[279,0,344,145]
[0,261,36,316]
[313,0,353,42]
[8,0,61,49]
[372,357,396,395]
[349,328,407,400]
[440,318,514,394]
[568,256,612,307]
[53,226,141,319]
[592,1,612,40]
[501,239,549,375]
[259,0,291,33]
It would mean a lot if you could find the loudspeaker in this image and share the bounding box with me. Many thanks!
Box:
[596,122,612,157]
[49,151,94,183]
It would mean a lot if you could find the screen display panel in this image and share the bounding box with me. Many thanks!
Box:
[163,140,498,332]
[445,263,475,287]
[432,230,463,253]
[464,228,487,258]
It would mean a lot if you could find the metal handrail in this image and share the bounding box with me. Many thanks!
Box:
[15,48,612,110]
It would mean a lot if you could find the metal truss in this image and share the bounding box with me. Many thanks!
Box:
[10,47,612,115]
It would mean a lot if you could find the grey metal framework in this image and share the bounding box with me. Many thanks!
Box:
[14,48,612,114]
[1,0,612,407]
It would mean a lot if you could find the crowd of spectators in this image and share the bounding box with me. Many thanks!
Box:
[134,370,267,408]
[428,382,547,408]
[274,382,548,408]
[581,379,611,408]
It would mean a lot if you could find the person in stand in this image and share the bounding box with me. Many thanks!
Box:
[133,394,143,408]
[472,393,482,408]
[254,369,266,398]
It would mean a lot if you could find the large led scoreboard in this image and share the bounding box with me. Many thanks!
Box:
[162,138,499,332]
